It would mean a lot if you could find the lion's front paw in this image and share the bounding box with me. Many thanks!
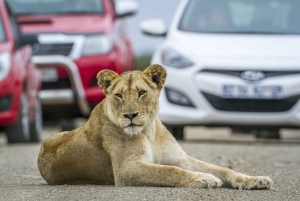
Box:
[231,175,273,190]
[189,173,223,188]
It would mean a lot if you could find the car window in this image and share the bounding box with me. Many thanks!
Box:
[0,19,6,41]
[179,0,300,34]
[8,0,104,15]
[4,1,21,39]
[9,16,20,38]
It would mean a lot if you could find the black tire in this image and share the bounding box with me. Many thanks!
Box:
[29,99,42,142]
[166,125,184,140]
[5,93,30,143]
[60,119,76,131]
[255,129,280,139]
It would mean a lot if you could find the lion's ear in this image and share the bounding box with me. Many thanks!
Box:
[143,64,167,90]
[97,70,119,94]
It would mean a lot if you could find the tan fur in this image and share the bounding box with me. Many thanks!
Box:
[38,64,273,189]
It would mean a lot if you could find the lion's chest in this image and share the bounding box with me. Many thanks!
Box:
[142,138,163,164]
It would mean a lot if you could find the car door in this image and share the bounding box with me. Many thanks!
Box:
[6,3,37,120]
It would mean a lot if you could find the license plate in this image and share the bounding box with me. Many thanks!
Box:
[223,85,282,99]
[40,68,58,82]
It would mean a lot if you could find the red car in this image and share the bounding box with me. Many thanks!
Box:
[8,0,137,129]
[0,0,41,143]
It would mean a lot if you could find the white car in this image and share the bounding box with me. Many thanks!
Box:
[140,0,300,139]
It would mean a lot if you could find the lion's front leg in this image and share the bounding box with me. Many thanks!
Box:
[187,157,273,190]
[227,174,273,190]
[162,142,272,190]
[113,159,222,188]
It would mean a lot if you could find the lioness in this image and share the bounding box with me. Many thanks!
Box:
[38,64,272,189]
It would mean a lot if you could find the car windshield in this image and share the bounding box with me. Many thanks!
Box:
[7,0,104,15]
[179,0,300,34]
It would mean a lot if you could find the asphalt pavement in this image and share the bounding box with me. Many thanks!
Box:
[0,125,299,201]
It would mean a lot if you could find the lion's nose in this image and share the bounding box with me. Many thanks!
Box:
[123,112,138,120]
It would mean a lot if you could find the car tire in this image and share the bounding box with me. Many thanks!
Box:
[166,125,184,140]
[5,93,30,143]
[255,129,280,139]
[60,119,76,131]
[29,99,42,142]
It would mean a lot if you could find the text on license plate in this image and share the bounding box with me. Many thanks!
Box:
[223,85,282,99]
[40,68,58,82]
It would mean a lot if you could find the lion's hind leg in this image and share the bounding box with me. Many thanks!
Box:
[37,131,72,185]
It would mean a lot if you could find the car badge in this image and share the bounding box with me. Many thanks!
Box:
[240,70,265,81]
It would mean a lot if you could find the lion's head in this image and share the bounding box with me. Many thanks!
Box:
[97,64,167,137]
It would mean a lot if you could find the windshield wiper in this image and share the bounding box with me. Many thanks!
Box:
[14,12,40,15]
[222,31,291,35]
[15,11,102,15]
[45,11,102,15]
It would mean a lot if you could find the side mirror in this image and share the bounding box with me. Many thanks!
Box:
[116,0,138,18]
[17,34,38,48]
[140,19,167,36]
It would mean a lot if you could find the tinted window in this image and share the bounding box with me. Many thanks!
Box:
[0,19,6,41]
[179,0,300,34]
[8,0,104,15]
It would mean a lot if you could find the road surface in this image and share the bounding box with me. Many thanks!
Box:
[0,126,299,201]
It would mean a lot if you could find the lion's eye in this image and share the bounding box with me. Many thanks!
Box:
[138,90,146,97]
[115,93,122,99]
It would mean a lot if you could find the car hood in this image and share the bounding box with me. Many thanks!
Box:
[171,32,300,58]
[17,15,110,34]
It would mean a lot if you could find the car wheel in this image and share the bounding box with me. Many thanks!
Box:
[29,99,42,142]
[255,129,280,139]
[60,119,76,131]
[5,93,30,143]
[166,125,184,140]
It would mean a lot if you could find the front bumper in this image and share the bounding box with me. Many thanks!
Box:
[0,72,21,126]
[0,94,19,126]
[158,67,300,128]
[74,53,117,105]
[32,55,91,116]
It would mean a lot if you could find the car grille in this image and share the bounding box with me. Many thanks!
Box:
[33,43,73,56]
[200,69,300,78]
[202,92,300,112]
[42,77,72,90]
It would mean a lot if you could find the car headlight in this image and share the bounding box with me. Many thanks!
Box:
[165,87,195,108]
[0,52,11,81]
[162,49,193,68]
[82,35,113,56]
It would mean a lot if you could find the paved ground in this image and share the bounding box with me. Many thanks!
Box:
[0,125,300,201]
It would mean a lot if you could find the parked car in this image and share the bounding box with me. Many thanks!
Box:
[7,0,137,129]
[0,0,41,143]
[140,0,300,139]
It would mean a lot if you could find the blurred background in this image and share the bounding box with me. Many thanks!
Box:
[127,0,181,70]
[0,0,300,144]
[1,2,300,199]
